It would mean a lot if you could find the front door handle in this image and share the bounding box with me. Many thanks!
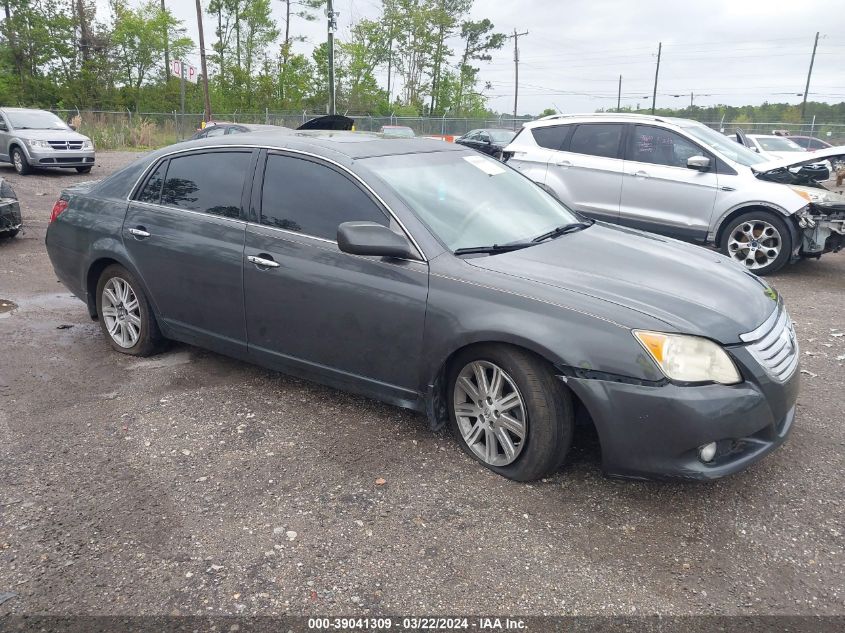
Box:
[128,226,150,239]
[555,160,572,168]
[247,254,280,269]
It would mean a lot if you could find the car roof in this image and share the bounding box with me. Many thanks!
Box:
[0,107,52,112]
[523,112,698,129]
[161,129,464,160]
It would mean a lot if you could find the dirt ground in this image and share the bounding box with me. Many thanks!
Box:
[0,153,843,617]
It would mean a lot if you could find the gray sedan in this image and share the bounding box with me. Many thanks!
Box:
[45,132,799,481]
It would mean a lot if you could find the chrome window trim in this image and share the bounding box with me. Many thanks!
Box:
[131,200,247,226]
[127,143,428,262]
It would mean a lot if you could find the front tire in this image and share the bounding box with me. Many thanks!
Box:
[447,344,573,481]
[76,166,92,174]
[95,264,165,356]
[11,147,31,175]
[719,210,792,275]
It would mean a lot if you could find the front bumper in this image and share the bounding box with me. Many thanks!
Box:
[27,148,96,168]
[564,349,799,481]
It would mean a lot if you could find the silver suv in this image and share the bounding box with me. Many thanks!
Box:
[0,108,96,175]
[505,113,845,275]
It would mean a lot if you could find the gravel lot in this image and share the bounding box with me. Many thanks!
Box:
[0,152,843,618]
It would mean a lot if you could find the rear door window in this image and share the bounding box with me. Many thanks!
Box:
[259,153,388,240]
[568,124,623,159]
[137,161,167,204]
[626,125,703,168]
[531,125,569,150]
[161,151,251,219]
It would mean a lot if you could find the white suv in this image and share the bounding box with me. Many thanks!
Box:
[505,113,845,275]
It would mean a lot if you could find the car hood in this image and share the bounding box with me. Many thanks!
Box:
[752,145,844,173]
[465,223,778,344]
[13,128,89,142]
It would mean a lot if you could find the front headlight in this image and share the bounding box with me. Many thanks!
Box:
[789,185,845,205]
[633,331,741,385]
[27,139,51,149]
[82,139,94,150]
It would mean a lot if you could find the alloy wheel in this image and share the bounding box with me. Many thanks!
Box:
[453,360,527,467]
[101,277,141,348]
[13,151,23,173]
[726,220,782,270]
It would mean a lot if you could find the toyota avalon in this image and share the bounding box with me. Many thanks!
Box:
[45,131,799,481]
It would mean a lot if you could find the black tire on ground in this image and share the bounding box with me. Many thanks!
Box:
[11,147,31,175]
[75,166,92,174]
[446,344,574,482]
[719,210,792,276]
[95,264,166,357]
[0,229,20,239]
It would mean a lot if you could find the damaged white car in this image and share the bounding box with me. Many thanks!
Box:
[505,114,845,275]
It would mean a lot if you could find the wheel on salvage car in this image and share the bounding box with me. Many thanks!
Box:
[76,166,92,174]
[719,210,792,276]
[11,146,31,175]
[446,344,574,482]
[95,264,165,356]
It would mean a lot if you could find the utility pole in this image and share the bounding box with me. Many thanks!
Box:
[506,29,528,126]
[690,91,694,108]
[801,31,819,120]
[327,0,338,115]
[651,41,661,115]
[195,0,212,122]
[617,75,622,112]
[161,0,169,84]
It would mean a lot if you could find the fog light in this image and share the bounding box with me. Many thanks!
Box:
[699,442,717,463]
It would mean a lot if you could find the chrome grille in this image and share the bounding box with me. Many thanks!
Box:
[47,141,83,150]
[741,307,799,382]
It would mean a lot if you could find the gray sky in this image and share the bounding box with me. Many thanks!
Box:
[157,0,845,115]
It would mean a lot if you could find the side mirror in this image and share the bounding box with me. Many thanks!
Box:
[68,124,77,131]
[687,155,711,171]
[337,221,415,259]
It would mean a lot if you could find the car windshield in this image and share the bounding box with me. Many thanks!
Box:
[382,127,415,138]
[488,129,516,143]
[681,124,765,167]
[753,136,805,152]
[364,150,580,252]
[6,110,68,130]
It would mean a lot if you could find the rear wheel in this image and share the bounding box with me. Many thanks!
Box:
[11,147,31,175]
[719,211,791,275]
[447,344,573,481]
[95,264,165,356]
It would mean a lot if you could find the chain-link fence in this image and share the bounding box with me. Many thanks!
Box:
[51,109,845,149]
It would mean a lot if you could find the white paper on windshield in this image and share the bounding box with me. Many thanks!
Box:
[463,154,506,176]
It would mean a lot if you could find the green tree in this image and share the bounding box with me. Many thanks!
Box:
[110,0,192,111]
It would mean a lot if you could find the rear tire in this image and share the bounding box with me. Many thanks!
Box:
[719,210,792,276]
[0,229,19,239]
[95,264,165,356]
[11,147,31,175]
[447,344,573,481]
[76,166,92,174]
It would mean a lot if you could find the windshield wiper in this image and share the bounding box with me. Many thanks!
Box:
[531,220,594,243]
[453,242,532,256]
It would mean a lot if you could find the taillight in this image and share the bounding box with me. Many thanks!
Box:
[50,199,68,223]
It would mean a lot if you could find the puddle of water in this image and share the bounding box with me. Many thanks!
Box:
[0,299,17,318]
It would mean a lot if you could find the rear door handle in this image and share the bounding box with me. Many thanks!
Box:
[555,160,572,168]
[632,170,649,178]
[128,226,150,239]
[247,254,280,269]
